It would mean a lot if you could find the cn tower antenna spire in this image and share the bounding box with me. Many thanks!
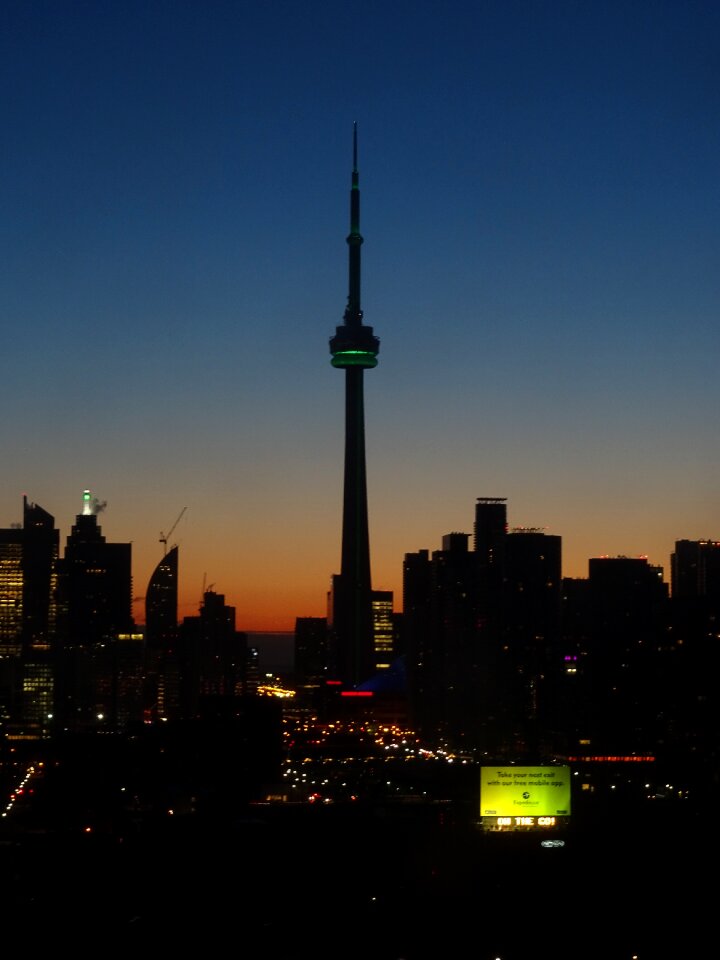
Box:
[344,121,363,331]
[328,125,381,688]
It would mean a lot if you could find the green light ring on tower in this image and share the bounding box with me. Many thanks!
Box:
[331,350,378,368]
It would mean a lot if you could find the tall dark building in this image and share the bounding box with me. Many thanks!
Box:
[561,555,668,754]
[504,527,562,753]
[328,125,380,688]
[0,525,24,659]
[20,497,59,736]
[404,531,494,749]
[144,544,180,720]
[667,539,720,773]
[0,496,59,737]
[371,589,395,672]
[56,490,134,730]
[473,497,508,688]
[145,543,179,651]
[177,590,249,718]
[21,496,59,655]
[473,497,508,565]
[59,491,133,648]
[402,548,432,731]
[294,616,328,687]
[671,539,720,603]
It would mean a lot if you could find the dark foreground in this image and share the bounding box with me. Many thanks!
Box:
[1,790,713,959]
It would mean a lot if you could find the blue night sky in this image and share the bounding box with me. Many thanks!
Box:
[2,0,719,630]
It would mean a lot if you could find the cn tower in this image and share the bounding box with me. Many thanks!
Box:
[328,124,380,688]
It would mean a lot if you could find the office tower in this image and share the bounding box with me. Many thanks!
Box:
[671,539,720,602]
[294,616,328,686]
[404,532,494,747]
[665,540,720,768]
[402,548,432,731]
[21,496,59,654]
[669,539,720,650]
[20,497,59,736]
[59,491,133,648]
[56,490,134,730]
[432,533,485,746]
[371,589,394,671]
[588,555,667,645]
[144,544,180,720]
[505,529,562,644]
[113,629,145,731]
[146,544,179,651]
[0,497,59,738]
[146,506,185,657]
[504,528,562,753]
[474,497,508,563]
[473,497,508,658]
[0,526,23,659]
[177,589,249,718]
[568,555,668,753]
[669,537,720,655]
[327,125,380,688]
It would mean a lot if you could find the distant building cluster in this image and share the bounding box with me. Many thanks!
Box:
[295,496,720,777]
[0,492,259,740]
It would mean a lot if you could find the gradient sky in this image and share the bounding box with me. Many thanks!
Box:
[2,1,719,631]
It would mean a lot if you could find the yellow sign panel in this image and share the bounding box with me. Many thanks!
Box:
[480,766,571,817]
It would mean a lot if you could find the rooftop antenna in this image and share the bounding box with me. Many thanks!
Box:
[82,489,107,516]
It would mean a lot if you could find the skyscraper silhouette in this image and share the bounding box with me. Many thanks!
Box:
[0,497,58,737]
[328,125,380,687]
[56,490,133,730]
[144,543,179,720]
[145,544,179,654]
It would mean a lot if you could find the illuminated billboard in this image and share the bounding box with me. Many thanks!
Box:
[480,766,571,819]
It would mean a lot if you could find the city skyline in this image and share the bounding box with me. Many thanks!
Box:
[3,2,719,631]
[9,487,710,632]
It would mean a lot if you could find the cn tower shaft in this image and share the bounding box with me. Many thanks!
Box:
[329,125,380,687]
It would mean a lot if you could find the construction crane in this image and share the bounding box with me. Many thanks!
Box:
[159,506,187,555]
[200,573,216,606]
